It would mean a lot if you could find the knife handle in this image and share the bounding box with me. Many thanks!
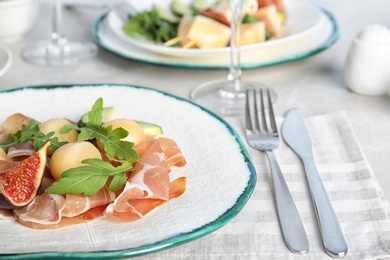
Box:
[265,150,309,254]
[302,155,348,258]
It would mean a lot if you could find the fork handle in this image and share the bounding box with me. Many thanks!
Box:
[265,150,309,254]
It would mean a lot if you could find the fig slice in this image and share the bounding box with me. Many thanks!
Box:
[0,142,50,209]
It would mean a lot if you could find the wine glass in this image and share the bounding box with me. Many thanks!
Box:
[190,0,270,116]
[22,0,97,66]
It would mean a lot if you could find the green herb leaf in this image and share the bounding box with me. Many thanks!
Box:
[109,172,128,191]
[82,158,118,173]
[19,120,40,143]
[49,137,68,152]
[0,119,67,152]
[47,159,135,195]
[99,126,137,161]
[31,131,55,151]
[243,14,258,24]
[47,166,109,196]
[0,134,19,152]
[60,124,80,134]
[124,8,178,44]
[85,97,104,127]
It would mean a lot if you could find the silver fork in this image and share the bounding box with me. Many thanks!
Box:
[245,89,309,254]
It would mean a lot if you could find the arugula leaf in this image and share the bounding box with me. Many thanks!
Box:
[76,124,138,161]
[47,159,135,195]
[60,124,79,134]
[0,119,66,152]
[31,131,55,151]
[124,8,178,44]
[243,14,258,24]
[47,166,109,196]
[109,172,128,191]
[85,97,104,127]
[96,126,137,161]
[19,120,40,142]
[48,137,67,152]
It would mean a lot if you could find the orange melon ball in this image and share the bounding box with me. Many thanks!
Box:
[103,119,145,146]
[49,142,102,180]
[40,118,78,143]
[1,113,30,134]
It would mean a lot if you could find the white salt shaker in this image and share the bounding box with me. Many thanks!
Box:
[344,24,390,95]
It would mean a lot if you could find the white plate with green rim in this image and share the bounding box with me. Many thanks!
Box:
[0,84,255,259]
[92,1,338,69]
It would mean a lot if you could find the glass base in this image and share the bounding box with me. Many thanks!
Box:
[190,79,274,117]
[22,38,97,66]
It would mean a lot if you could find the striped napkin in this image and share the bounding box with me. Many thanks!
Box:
[143,111,390,259]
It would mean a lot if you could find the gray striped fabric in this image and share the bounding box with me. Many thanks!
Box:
[143,111,390,259]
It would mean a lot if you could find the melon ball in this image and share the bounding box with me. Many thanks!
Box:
[1,113,30,134]
[103,119,145,146]
[40,118,78,143]
[49,141,102,180]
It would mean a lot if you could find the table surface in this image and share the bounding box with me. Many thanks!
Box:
[1,0,390,250]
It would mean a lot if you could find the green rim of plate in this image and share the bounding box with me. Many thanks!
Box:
[0,84,256,259]
[91,8,339,70]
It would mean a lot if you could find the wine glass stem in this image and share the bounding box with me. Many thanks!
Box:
[50,0,68,54]
[228,0,243,92]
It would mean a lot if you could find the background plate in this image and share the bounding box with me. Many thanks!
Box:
[92,2,338,69]
[0,84,255,259]
[108,0,330,58]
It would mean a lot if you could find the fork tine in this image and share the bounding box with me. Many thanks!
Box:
[259,89,268,133]
[245,90,253,132]
[246,89,275,135]
[266,89,278,134]
[254,90,261,133]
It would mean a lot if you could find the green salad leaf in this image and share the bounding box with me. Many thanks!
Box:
[47,166,109,196]
[123,7,178,44]
[47,159,134,196]
[0,119,66,152]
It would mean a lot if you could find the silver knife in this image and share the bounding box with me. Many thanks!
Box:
[281,108,348,258]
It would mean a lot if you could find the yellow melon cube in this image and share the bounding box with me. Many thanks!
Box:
[187,15,231,48]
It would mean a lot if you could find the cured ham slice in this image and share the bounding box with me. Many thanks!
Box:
[106,137,186,222]
[106,177,186,222]
[14,187,115,229]
[62,187,116,217]
[13,192,66,228]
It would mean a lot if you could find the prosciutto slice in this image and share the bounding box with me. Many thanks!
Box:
[14,187,115,229]
[106,137,186,222]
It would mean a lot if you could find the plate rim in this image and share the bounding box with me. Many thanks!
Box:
[91,7,339,69]
[0,84,256,259]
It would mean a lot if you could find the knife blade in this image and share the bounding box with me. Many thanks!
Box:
[281,108,348,258]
